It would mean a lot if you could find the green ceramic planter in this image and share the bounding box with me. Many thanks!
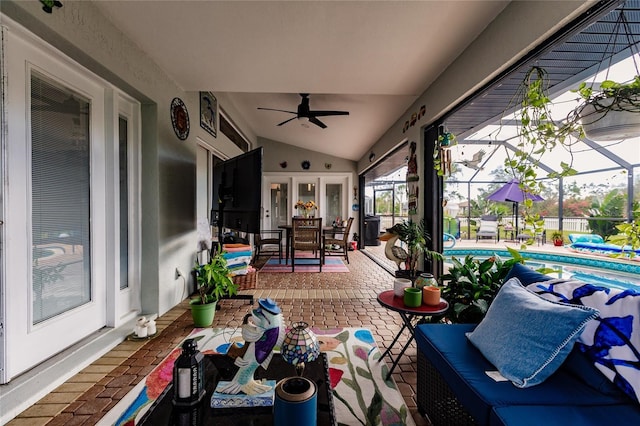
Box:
[190,299,217,327]
[404,287,422,308]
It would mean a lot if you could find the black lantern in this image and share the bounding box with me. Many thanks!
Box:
[173,338,205,406]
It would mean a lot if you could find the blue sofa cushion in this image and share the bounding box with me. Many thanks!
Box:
[503,262,549,285]
[415,324,629,425]
[466,278,599,388]
[563,347,627,397]
[491,404,640,426]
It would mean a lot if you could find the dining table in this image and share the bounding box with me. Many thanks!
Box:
[277,222,347,264]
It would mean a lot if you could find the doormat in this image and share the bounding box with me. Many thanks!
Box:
[260,254,349,273]
[100,327,415,426]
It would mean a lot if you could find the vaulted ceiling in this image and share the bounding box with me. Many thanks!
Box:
[93,1,510,161]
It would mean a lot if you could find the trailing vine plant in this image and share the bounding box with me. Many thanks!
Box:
[494,66,582,244]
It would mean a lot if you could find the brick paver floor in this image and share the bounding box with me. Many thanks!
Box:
[8,248,429,425]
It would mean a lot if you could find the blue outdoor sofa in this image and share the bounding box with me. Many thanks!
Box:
[416,263,640,425]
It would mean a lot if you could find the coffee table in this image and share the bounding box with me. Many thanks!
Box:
[377,289,449,379]
[139,353,336,425]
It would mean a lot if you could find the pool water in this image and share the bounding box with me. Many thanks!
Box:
[444,248,640,291]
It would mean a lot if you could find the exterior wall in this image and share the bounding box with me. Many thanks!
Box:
[1,0,255,316]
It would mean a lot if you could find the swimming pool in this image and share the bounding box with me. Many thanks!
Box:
[444,248,640,290]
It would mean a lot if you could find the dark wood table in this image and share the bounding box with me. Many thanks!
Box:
[377,289,449,379]
[139,353,336,425]
[278,223,341,264]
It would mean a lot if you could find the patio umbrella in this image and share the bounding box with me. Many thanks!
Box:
[486,179,544,232]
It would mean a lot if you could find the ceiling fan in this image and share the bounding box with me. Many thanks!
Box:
[257,93,349,129]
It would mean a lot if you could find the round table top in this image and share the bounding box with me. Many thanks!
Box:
[377,289,449,315]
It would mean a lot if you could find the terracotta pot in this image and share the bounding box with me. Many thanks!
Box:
[423,286,441,306]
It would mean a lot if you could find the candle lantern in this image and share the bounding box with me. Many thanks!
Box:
[173,338,205,406]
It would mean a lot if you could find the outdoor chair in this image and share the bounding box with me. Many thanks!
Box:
[476,215,499,243]
[323,217,354,264]
[253,229,283,263]
[291,217,324,272]
[517,224,546,246]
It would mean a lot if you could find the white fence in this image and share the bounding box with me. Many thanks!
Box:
[377,215,592,236]
[458,217,591,233]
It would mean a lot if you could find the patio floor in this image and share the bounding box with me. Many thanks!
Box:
[7,248,430,426]
[7,237,634,425]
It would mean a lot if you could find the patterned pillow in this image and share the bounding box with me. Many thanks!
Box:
[526,279,640,403]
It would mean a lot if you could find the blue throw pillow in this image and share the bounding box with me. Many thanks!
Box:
[503,263,551,286]
[466,278,599,388]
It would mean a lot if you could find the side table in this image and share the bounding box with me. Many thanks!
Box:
[377,289,449,379]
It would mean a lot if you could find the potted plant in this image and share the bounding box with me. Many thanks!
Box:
[191,247,238,327]
[551,231,564,246]
[391,219,444,279]
[440,248,523,323]
[573,76,640,141]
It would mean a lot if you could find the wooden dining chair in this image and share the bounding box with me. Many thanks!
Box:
[291,217,323,272]
[253,229,283,263]
[323,217,354,264]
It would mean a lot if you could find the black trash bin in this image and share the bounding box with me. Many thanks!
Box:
[364,215,381,246]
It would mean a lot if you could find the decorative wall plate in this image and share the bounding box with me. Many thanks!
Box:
[170,97,190,140]
[301,160,311,170]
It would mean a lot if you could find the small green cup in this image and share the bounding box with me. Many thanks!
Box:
[404,287,422,308]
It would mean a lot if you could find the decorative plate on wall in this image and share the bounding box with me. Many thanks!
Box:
[170,97,190,140]
[301,160,311,170]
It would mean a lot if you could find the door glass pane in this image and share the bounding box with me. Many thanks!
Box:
[270,183,288,229]
[31,72,91,324]
[325,183,342,225]
[297,183,316,216]
[119,116,129,290]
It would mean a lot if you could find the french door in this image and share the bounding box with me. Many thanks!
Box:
[262,173,352,230]
[262,176,291,231]
[1,20,139,382]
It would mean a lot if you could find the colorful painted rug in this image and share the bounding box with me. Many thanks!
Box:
[260,254,349,273]
[99,327,415,426]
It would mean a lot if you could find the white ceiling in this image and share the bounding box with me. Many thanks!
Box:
[94,1,510,161]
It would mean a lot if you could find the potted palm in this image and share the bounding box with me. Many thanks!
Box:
[191,247,238,327]
[392,219,443,279]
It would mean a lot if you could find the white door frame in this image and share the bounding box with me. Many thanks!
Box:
[262,172,353,229]
[1,16,140,383]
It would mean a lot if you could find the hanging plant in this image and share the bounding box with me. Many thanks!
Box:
[433,130,458,177]
[492,66,581,244]
[570,9,640,141]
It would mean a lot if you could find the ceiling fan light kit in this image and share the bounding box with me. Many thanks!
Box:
[258,94,349,129]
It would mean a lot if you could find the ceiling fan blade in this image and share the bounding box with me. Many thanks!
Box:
[257,107,297,114]
[308,110,349,117]
[308,116,327,129]
[277,117,298,126]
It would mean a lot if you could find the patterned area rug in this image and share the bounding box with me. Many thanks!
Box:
[99,327,414,426]
[260,254,349,273]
